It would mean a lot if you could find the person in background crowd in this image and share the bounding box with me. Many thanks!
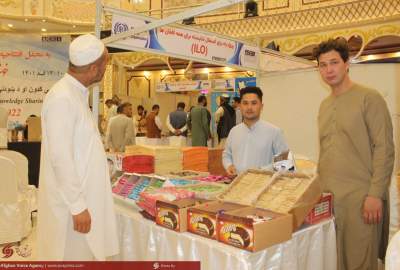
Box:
[315,38,394,270]
[38,34,119,261]
[146,104,162,139]
[133,105,147,137]
[23,114,38,140]
[106,102,135,152]
[232,96,242,125]
[166,102,188,137]
[187,95,210,147]
[223,87,288,176]
[105,99,117,122]
[215,94,235,148]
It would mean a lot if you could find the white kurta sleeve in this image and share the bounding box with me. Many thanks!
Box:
[166,114,175,133]
[215,106,224,123]
[125,119,135,146]
[155,116,162,130]
[43,97,87,215]
[222,133,234,169]
[105,119,112,150]
[272,128,289,156]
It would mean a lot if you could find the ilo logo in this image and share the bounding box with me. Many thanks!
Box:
[152,262,160,269]
[113,22,129,34]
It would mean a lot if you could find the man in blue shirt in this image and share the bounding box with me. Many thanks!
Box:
[222,87,288,176]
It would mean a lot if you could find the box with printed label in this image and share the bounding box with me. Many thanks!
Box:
[217,207,293,252]
[304,193,333,225]
[187,201,247,239]
[155,198,208,232]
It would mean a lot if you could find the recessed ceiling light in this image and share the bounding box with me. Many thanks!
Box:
[24,18,28,22]
[42,19,46,22]
[41,28,47,32]
[72,25,76,28]
[7,24,13,28]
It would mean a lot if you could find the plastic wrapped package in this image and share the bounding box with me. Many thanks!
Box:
[127,178,151,201]
[137,187,195,216]
[175,183,228,200]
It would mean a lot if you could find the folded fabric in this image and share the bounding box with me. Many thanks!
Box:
[122,155,154,173]
[182,147,208,172]
[208,148,226,175]
[128,178,151,201]
[125,145,182,174]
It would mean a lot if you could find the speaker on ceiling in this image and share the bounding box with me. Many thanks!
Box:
[244,0,258,18]
[182,17,195,25]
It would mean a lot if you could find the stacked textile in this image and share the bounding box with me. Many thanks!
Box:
[112,174,141,198]
[175,183,227,200]
[122,155,154,174]
[208,148,226,175]
[127,177,151,201]
[192,175,233,183]
[125,145,182,174]
[182,147,208,172]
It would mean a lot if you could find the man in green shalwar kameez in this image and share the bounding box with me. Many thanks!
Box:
[315,39,394,270]
[188,95,210,147]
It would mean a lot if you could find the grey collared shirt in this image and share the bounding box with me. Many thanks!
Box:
[222,120,289,173]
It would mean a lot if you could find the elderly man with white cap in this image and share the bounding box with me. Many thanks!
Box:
[214,93,236,148]
[37,34,119,261]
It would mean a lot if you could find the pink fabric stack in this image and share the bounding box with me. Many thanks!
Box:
[122,155,154,174]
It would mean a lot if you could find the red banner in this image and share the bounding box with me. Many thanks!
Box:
[0,261,200,270]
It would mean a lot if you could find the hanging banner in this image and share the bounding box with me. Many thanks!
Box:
[235,77,257,91]
[110,13,259,70]
[156,80,211,92]
[0,35,69,127]
[213,79,235,91]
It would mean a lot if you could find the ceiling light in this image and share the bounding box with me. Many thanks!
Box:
[72,25,76,28]
[24,18,28,22]
[42,19,46,22]
[41,28,47,32]
[7,24,13,28]
[143,71,151,79]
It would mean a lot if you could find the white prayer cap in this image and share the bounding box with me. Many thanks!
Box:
[221,93,230,98]
[69,34,105,66]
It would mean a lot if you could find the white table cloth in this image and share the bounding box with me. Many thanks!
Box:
[114,204,337,270]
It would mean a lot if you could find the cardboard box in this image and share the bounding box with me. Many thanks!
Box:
[187,201,246,239]
[255,172,322,229]
[27,116,41,141]
[304,193,333,225]
[155,198,208,232]
[217,170,275,205]
[217,207,293,252]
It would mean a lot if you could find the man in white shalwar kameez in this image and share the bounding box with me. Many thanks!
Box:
[37,34,119,261]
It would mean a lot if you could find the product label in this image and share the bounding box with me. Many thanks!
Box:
[156,207,179,231]
[218,220,254,251]
[187,212,216,238]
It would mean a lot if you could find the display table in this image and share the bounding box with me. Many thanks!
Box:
[7,141,41,187]
[114,204,337,270]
